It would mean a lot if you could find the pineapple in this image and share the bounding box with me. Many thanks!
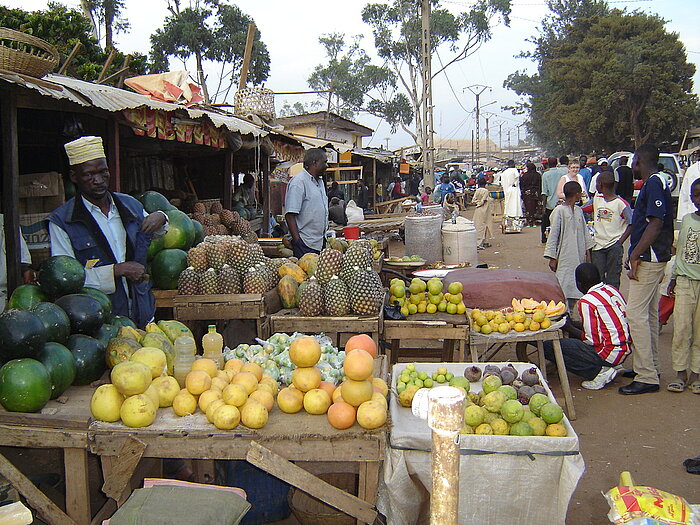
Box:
[248,243,267,266]
[210,201,223,214]
[243,230,258,244]
[342,244,372,278]
[193,202,206,214]
[228,240,252,273]
[243,267,269,294]
[219,209,234,228]
[218,264,241,294]
[254,263,275,291]
[187,245,208,272]
[191,212,206,224]
[206,242,227,271]
[316,248,343,286]
[324,276,350,316]
[348,268,384,315]
[178,267,201,295]
[200,268,219,295]
[299,276,324,317]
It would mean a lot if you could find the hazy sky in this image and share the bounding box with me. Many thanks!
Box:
[5,0,699,150]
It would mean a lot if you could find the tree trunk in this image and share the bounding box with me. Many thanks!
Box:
[195,51,210,104]
[80,0,99,40]
[104,0,115,50]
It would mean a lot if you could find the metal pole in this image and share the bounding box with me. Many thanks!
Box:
[428,386,465,525]
[499,122,503,151]
[484,115,491,165]
[471,130,474,169]
[464,85,489,166]
[421,0,435,191]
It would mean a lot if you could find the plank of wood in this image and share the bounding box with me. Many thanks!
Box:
[246,442,378,524]
[0,452,77,525]
[101,436,146,502]
[64,448,90,525]
[0,411,90,430]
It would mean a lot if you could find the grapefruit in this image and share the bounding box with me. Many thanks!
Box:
[292,366,321,392]
[345,334,377,358]
[343,349,374,381]
[277,387,304,413]
[303,389,331,415]
[120,394,156,428]
[341,379,373,407]
[90,384,124,422]
[111,361,152,396]
[289,337,321,367]
[356,400,387,430]
[327,401,356,429]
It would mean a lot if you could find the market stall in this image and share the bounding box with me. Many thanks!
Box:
[377,362,585,525]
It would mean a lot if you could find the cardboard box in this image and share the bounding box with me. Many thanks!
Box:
[19,172,65,214]
[20,213,50,250]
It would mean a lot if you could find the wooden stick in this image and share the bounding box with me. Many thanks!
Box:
[428,386,465,525]
[97,49,116,82]
[237,23,256,90]
[101,436,146,502]
[97,65,130,85]
[58,42,83,75]
[246,441,378,524]
[0,451,77,525]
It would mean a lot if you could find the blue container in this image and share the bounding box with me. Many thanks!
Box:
[218,460,291,525]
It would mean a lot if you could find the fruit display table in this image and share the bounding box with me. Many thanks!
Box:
[0,357,389,525]
[153,289,178,309]
[382,314,469,364]
[377,362,584,525]
[269,309,383,349]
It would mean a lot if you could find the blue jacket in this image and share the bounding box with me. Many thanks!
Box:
[47,193,155,328]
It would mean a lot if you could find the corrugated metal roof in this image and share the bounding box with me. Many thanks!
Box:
[0,72,266,137]
[352,147,395,163]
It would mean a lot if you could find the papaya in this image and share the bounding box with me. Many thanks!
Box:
[118,325,143,343]
[297,253,319,275]
[105,337,142,368]
[145,322,166,336]
[277,275,298,309]
[157,320,194,344]
[140,333,174,374]
[278,262,306,284]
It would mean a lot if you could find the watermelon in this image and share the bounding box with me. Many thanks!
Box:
[192,219,204,245]
[7,284,48,309]
[65,335,106,385]
[0,309,47,360]
[162,210,195,250]
[30,302,71,343]
[147,234,165,261]
[139,190,176,213]
[37,342,76,399]
[0,358,52,412]
[55,294,105,336]
[38,256,85,299]
[151,249,188,290]
[111,315,137,329]
[94,322,119,348]
[80,287,113,322]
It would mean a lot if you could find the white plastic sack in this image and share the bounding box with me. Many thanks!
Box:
[346,200,364,223]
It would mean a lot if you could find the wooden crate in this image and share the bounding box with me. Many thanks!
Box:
[269,309,382,349]
[383,314,469,364]
[173,289,280,321]
[153,289,177,309]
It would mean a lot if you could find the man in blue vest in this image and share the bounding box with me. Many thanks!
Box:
[47,136,167,328]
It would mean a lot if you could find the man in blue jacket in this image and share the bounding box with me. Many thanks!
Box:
[47,136,167,328]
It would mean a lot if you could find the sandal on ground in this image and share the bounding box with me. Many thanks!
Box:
[690,381,700,394]
[666,380,686,393]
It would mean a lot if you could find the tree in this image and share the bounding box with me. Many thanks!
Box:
[150,0,270,104]
[361,0,512,147]
[505,2,698,152]
[80,0,130,50]
[307,33,409,131]
[0,3,149,82]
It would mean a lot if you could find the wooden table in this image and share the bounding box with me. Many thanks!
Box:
[0,356,389,525]
[383,314,469,365]
[269,309,382,349]
[469,328,576,420]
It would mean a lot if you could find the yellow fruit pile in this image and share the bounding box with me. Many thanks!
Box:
[171,357,277,430]
[470,308,552,335]
[90,347,180,428]
[389,278,466,316]
[512,298,566,317]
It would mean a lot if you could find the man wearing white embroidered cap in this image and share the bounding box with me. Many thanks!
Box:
[47,136,167,328]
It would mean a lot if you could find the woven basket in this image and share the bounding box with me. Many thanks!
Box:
[287,472,357,525]
[233,87,275,119]
[0,27,59,78]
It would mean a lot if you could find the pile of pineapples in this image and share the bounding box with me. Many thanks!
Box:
[189,200,257,243]
[282,240,385,317]
[178,235,288,295]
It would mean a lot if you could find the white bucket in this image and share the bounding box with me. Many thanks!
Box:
[441,218,477,266]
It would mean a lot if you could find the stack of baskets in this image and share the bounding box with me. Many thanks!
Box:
[233,86,275,120]
[0,27,59,78]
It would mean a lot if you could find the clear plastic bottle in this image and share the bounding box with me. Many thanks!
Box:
[201,324,224,370]
[173,328,196,388]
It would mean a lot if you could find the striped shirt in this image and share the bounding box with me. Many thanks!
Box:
[577,283,631,365]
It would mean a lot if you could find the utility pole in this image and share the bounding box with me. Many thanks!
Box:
[464,84,490,166]
[507,130,512,157]
[471,130,474,169]
[516,123,526,146]
[484,114,492,166]
[498,121,504,151]
[420,0,435,191]
[384,137,390,150]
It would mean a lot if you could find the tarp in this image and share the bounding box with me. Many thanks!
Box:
[377,362,585,525]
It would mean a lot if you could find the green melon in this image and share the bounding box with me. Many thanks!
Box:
[65,335,106,385]
[37,342,76,399]
[192,219,204,245]
[150,249,188,290]
[147,234,165,261]
[80,287,113,322]
[162,210,195,250]
[139,191,176,213]
[30,302,71,343]
[0,359,52,412]
[111,315,137,330]
[55,294,105,336]
[7,284,48,309]
[38,256,85,299]
[0,309,47,361]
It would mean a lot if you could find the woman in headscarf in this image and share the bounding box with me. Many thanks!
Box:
[521,161,542,227]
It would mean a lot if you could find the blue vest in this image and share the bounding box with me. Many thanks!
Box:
[47,193,155,328]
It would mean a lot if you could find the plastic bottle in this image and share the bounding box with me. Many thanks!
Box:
[201,324,224,370]
[173,328,196,388]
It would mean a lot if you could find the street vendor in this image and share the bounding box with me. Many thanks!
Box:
[284,148,329,258]
[232,173,257,219]
[543,263,631,390]
[47,136,167,328]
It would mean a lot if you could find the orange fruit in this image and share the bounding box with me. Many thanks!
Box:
[224,359,244,373]
[343,349,374,381]
[289,336,322,367]
[341,379,374,407]
[318,381,336,400]
[303,389,331,415]
[222,383,248,407]
[172,391,197,416]
[198,389,222,412]
[345,334,378,358]
[241,362,263,382]
[327,400,356,429]
[292,366,322,392]
[231,371,258,395]
[371,377,388,397]
[356,400,387,429]
[185,370,212,395]
[277,387,304,414]
[249,389,274,411]
[241,399,268,429]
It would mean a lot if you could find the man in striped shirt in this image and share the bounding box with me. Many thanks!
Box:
[543,263,631,390]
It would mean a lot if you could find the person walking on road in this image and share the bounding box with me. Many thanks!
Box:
[541,157,565,244]
[618,144,675,395]
[520,161,541,227]
[501,159,523,218]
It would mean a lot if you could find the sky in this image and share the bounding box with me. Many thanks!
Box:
[4,0,699,150]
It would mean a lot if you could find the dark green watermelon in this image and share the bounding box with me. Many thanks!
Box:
[0,358,52,412]
[80,287,113,322]
[30,302,71,343]
[192,219,204,245]
[54,294,105,336]
[147,235,165,261]
[38,256,85,299]
[0,309,47,360]
[139,190,176,213]
[7,284,48,309]
[151,249,188,290]
[64,335,106,385]
[37,342,76,399]
[111,315,137,329]
[94,323,119,348]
